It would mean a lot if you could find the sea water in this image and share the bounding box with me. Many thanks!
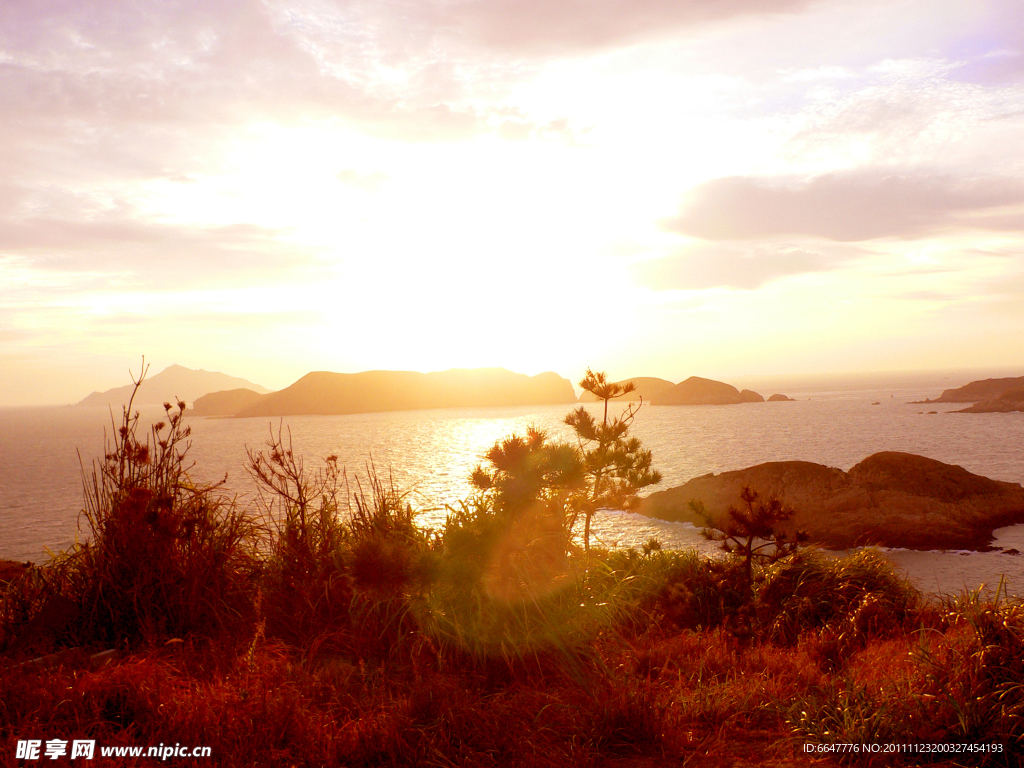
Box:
[2,379,1023,596]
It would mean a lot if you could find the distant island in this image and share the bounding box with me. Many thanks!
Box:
[190,388,267,417]
[193,368,577,417]
[92,366,806,416]
[911,375,1024,413]
[649,376,792,406]
[575,375,794,406]
[77,364,271,408]
[638,451,1024,551]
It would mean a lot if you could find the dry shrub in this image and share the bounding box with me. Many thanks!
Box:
[5,368,260,651]
[247,426,354,648]
[248,427,436,659]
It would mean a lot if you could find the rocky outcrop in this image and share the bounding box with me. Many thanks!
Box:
[235,368,577,417]
[78,364,270,408]
[578,377,675,403]
[653,376,763,406]
[190,388,267,417]
[768,394,794,402]
[638,451,1024,551]
[955,388,1024,413]
[915,376,1024,404]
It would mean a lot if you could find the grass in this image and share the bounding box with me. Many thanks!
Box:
[2,377,1023,765]
[4,550,1021,766]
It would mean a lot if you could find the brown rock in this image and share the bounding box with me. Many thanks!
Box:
[955,387,1024,413]
[915,376,1024,404]
[767,394,794,401]
[638,451,1024,551]
[739,389,765,403]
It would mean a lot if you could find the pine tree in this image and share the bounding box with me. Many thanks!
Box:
[564,369,662,555]
[691,487,808,595]
[469,370,661,559]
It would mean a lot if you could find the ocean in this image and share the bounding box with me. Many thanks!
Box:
[2,373,1023,597]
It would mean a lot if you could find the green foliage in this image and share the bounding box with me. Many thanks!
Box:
[914,589,1024,755]
[644,550,749,633]
[692,486,807,596]
[469,426,586,515]
[470,369,661,560]
[246,424,354,647]
[787,678,914,751]
[431,496,591,669]
[439,369,663,665]
[759,549,920,651]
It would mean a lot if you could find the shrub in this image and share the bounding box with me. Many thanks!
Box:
[428,494,589,667]
[247,425,353,647]
[692,486,807,597]
[758,549,921,658]
[248,426,436,658]
[24,367,262,649]
[913,590,1024,756]
[643,550,748,633]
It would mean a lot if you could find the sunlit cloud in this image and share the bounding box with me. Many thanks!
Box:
[633,243,854,290]
[665,172,1024,242]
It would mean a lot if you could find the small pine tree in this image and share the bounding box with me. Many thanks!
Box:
[468,370,661,559]
[564,369,662,555]
[691,486,808,594]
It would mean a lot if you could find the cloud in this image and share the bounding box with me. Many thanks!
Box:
[336,169,389,191]
[0,2,475,185]
[418,0,813,55]
[664,172,1024,242]
[633,242,853,290]
[946,0,1024,85]
[892,290,961,302]
[0,212,314,287]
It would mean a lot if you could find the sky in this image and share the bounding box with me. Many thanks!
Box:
[2,0,1024,405]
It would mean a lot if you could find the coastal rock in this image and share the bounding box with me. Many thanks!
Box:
[955,387,1024,413]
[78,364,270,408]
[739,389,765,403]
[767,394,794,401]
[915,376,1024,404]
[190,388,267,417]
[235,368,577,417]
[578,376,675,403]
[653,376,746,406]
[637,451,1024,551]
